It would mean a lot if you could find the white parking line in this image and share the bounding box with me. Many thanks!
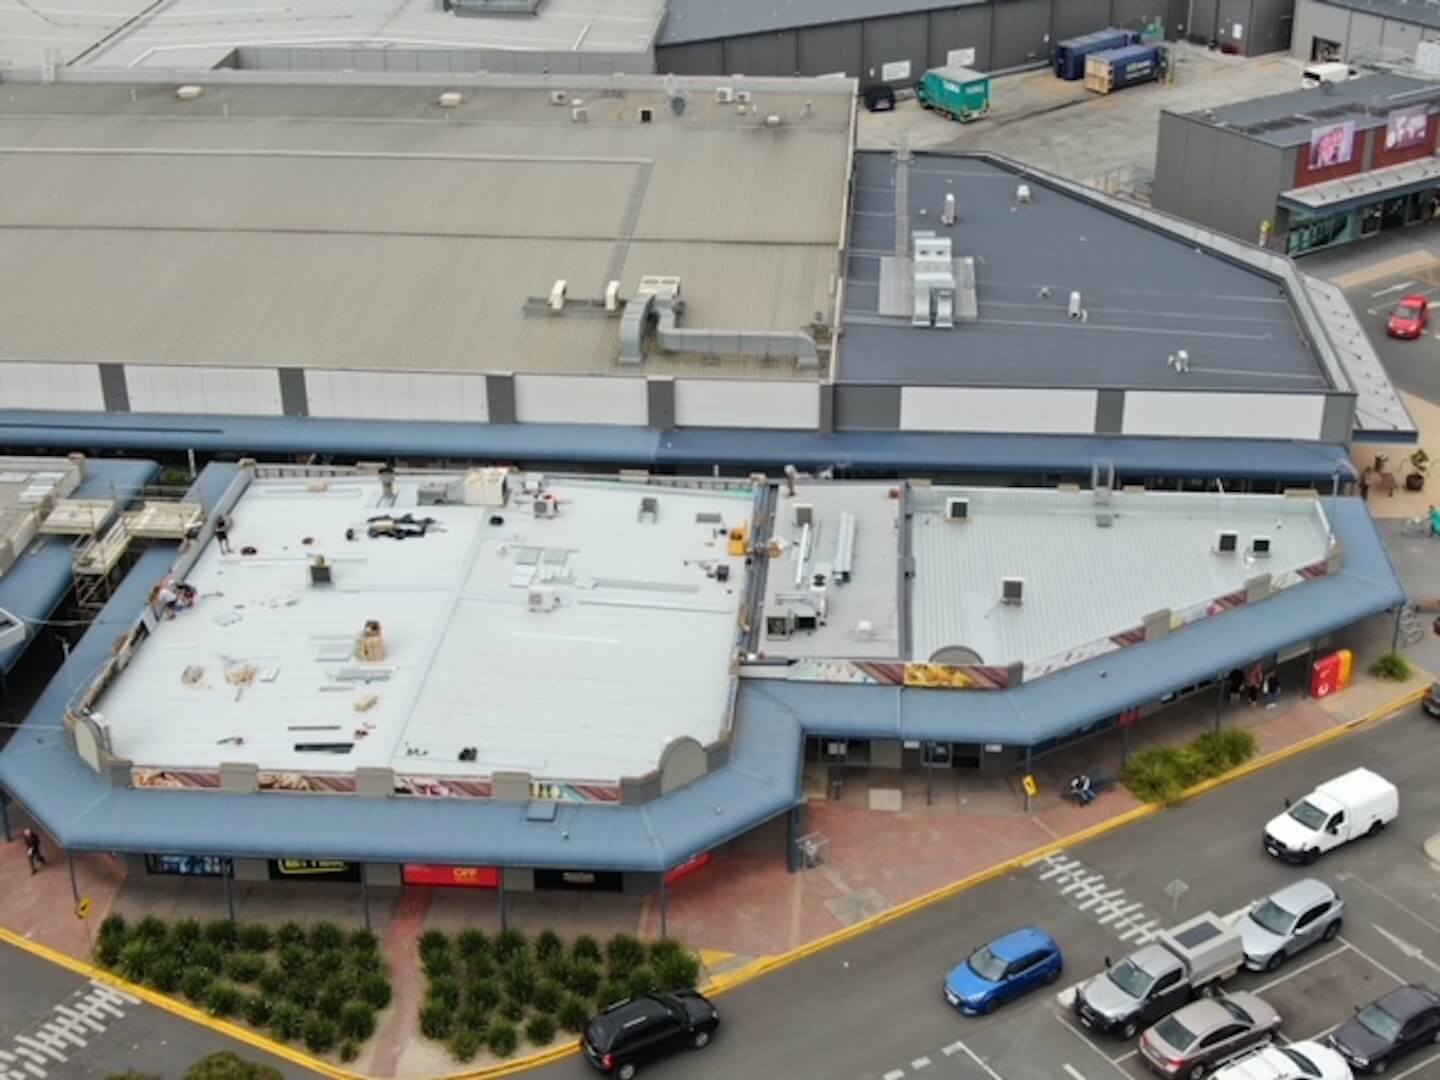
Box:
[952,1038,1005,1080]
[1079,889,1126,912]
[1062,874,1106,896]
[1339,935,1407,986]
[1051,1010,1136,1079]
[882,1070,904,1080]
[910,1057,931,1070]
[1373,281,1415,298]
[1063,1067,1089,1080]
[1119,919,1160,942]
[941,1041,963,1056]
[1255,943,1349,993]
[1097,902,1144,926]
[1393,1047,1440,1077]
[1338,873,1440,937]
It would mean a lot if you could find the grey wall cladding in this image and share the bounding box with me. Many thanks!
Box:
[278,368,308,418]
[834,385,901,430]
[991,0,1052,69]
[799,22,865,75]
[722,30,799,75]
[1053,0,1112,42]
[98,365,129,413]
[927,7,994,69]
[862,13,930,82]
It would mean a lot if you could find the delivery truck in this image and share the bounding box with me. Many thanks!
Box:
[1054,27,1140,80]
[1263,767,1398,864]
[915,65,991,123]
[1073,911,1244,1040]
[1084,43,1164,95]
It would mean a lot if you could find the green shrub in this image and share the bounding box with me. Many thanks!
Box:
[572,934,602,965]
[284,970,320,1010]
[486,1019,519,1058]
[256,967,286,997]
[503,953,536,1004]
[313,949,346,977]
[543,952,575,988]
[189,942,224,975]
[654,949,701,992]
[339,1002,377,1042]
[566,962,601,999]
[525,1014,557,1046]
[596,978,629,1008]
[148,958,183,993]
[309,921,344,952]
[268,1000,305,1042]
[418,929,450,963]
[180,969,214,1004]
[277,944,308,973]
[118,940,156,983]
[135,916,168,943]
[605,933,646,974]
[203,920,238,951]
[627,966,657,997]
[1122,747,1188,805]
[464,978,499,1013]
[535,930,564,963]
[532,978,562,1015]
[1192,728,1257,772]
[465,952,495,980]
[95,934,125,968]
[1372,651,1413,681]
[558,994,590,1034]
[347,928,378,954]
[302,1017,337,1055]
[236,923,272,953]
[349,948,385,977]
[98,914,128,943]
[339,1041,360,1064]
[182,1052,283,1080]
[316,983,348,1017]
[275,921,305,949]
[647,938,684,965]
[456,928,490,963]
[359,974,392,1011]
[242,993,271,1027]
[1123,725,1260,805]
[422,949,454,979]
[449,1028,480,1064]
[173,918,203,948]
[493,928,528,963]
[206,982,243,1018]
[428,974,461,1011]
[419,1001,454,1041]
[224,952,265,984]
[500,995,526,1022]
[106,1072,158,1080]
[456,1004,490,1035]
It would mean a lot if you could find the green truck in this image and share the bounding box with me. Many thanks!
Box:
[915,65,991,122]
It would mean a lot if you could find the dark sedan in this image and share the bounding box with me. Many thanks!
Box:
[1328,983,1440,1074]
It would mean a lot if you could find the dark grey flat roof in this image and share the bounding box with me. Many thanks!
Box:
[1314,0,1440,31]
[658,0,982,46]
[1182,73,1440,148]
[840,153,1326,391]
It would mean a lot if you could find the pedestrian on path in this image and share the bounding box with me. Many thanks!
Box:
[1359,475,1370,500]
[214,514,232,555]
[1264,671,1282,709]
[22,828,45,874]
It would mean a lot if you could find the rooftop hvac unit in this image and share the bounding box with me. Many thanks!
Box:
[548,279,567,312]
[549,90,569,105]
[604,280,622,312]
[533,498,556,518]
[438,91,464,108]
[716,87,734,103]
[735,89,752,104]
[945,497,969,522]
[1001,577,1024,605]
[764,114,782,127]
[1016,183,1032,204]
[793,503,814,527]
[1249,536,1272,557]
[766,610,796,639]
[571,105,589,123]
[638,107,654,123]
[176,85,204,101]
[1215,529,1239,554]
[528,585,558,613]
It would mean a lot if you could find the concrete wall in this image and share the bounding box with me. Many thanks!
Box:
[1152,111,1289,243]
[1122,391,1327,438]
[657,0,1197,81]
[0,362,104,411]
[898,387,1098,434]
[233,45,654,76]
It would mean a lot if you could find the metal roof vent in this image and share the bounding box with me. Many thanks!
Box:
[1016,183,1032,204]
[1215,530,1239,554]
[945,497,969,522]
[176,85,204,101]
[1001,577,1024,605]
[437,91,464,108]
[1249,536,1272,558]
[571,105,589,123]
[942,192,957,226]
[549,90,569,106]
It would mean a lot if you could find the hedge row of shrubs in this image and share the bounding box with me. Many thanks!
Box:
[1121,728,1258,806]
[95,916,391,1063]
[418,928,701,1063]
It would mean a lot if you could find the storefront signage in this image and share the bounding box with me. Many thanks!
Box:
[267,859,362,882]
[1308,120,1355,170]
[946,48,975,68]
[664,852,713,885]
[146,854,229,877]
[1385,105,1430,152]
[402,864,499,888]
[881,60,911,82]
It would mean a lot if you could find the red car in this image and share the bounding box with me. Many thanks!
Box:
[1387,295,1429,338]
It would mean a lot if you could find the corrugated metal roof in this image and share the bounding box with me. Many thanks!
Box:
[0,487,1400,871]
[657,0,986,46]
[1312,0,1440,31]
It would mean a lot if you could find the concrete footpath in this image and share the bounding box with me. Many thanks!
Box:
[0,643,1429,1078]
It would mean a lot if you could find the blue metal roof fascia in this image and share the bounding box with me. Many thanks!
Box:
[0,458,158,672]
[0,410,1357,483]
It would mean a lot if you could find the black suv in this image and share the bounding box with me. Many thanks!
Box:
[581,991,719,1078]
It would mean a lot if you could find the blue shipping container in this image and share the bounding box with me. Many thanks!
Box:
[1053,27,1139,80]
[1086,43,1162,92]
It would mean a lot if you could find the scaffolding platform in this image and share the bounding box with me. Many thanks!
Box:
[38,498,116,536]
[121,501,204,540]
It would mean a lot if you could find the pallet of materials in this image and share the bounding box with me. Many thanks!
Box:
[1084,44,1162,94]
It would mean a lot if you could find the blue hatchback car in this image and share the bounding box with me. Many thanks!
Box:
[943,927,1063,1015]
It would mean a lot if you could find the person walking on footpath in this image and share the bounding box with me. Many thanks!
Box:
[214,513,232,555]
[22,828,46,874]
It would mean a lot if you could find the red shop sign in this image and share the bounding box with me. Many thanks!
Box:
[663,851,713,885]
[402,864,500,888]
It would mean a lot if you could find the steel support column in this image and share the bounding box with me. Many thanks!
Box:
[67,850,80,906]
[221,858,235,922]
[659,878,669,938]
[360,864,372,932]
[498,876,508,931]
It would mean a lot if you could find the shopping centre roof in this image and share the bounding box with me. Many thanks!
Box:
[90,469,754,783]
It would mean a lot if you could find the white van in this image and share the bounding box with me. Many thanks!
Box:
[1303,61,1358,88]
[1264,767,1398,864]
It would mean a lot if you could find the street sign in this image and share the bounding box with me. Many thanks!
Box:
[75,897,91,920]
[1022,775,1038,798]
[1164,878,1188,916]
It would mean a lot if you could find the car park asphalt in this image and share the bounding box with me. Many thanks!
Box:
[533,706,1440,1080]
[1345,267,1440,406]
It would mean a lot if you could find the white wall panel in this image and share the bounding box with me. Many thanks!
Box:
[0,362,104,411]
[899,387,1097,434]
[513,374,647,426]
[1123,392,1326,439]
[674,379,820,429]
[126,366,282,416]
[306,371,489,422]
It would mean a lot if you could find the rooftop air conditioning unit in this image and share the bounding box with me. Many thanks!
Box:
[638,106,654,123]
[945,497,969,522]
[549,90,568,106]
[1001,577,1024,605]
[793,503,814,527]
[438,91,464,108]
[1249,536,1272,557]
[571,105,589,123]
[533,498,556,518]
[528,585,558,613]
[716,87,734,103]
[735,89,752,104]
[1215,530,1239,554]
[766,610,796,639]
[1016,183,1032,204]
